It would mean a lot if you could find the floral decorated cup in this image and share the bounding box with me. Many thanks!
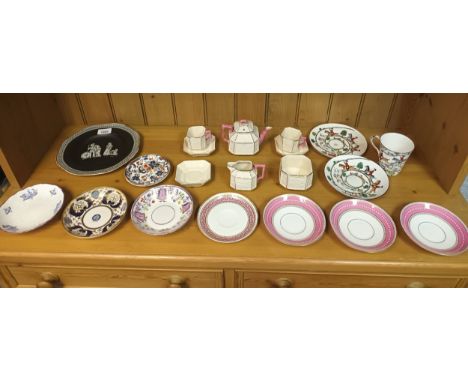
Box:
[370,132,415,176]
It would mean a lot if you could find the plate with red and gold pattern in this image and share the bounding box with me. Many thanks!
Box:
[197,193,258,243]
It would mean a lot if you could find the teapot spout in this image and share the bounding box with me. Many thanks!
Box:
[259,126,272,144]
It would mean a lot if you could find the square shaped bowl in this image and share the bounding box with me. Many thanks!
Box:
[175,160,212,187]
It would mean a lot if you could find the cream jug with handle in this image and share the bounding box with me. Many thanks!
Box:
[227,161,266,191]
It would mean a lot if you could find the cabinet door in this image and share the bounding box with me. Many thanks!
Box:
[237,271,460,288]
[7,265,224,288]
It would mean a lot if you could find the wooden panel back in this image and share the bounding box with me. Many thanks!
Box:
[0,94,64,186]
[56,93,396,130]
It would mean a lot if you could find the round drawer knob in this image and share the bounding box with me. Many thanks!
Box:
[274,278,292,288]
[36,272,62,288]
[168,275,186,288]
[406,281,426,288]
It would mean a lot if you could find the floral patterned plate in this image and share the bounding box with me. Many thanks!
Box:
[0,184,64,233]
[125,154,171,187]
[400,202,468,256]
[324,155,389,200]
[197,193,258,243]
[131,185,193,235]
[263,194,326,246]
[62,187,127,238]
[330,199,397,253]
[309,123,367,158]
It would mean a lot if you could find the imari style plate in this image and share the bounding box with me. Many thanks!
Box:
[263,194,326,246]
[400,202,468,256]
[131,185,193,235]
[125,154,171,187]
[0,184,64,233]
[57,123,140,176]
[309,123,367,158]
[324,155,389,200]
[62,187,127,238]
[197,193,258,243]
[330,199,397,253]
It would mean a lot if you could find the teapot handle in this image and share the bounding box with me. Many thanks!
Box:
[254,164,266,181]
[221,124,233,143]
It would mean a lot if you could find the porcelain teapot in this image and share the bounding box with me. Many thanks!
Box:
[227,160,266,191]
[222,120,272,155]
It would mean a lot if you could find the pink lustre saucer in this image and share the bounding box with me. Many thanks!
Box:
[400,202,468,256]
[131,185,193,235]
[197,193,258,243]
[263,194,326,246]
[330,199,396,253]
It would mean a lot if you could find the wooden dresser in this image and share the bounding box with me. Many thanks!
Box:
[0,94,466,287]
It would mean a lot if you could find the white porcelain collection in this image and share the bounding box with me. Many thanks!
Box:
[0,184,64,233]
[131,185,193,235]
[175,160,211,187]
[227,161,266,191]
[263,194,326,246]
[222,120,272,155]
[309,123,367,158]
[279,155,313,190]
[197,192,258,243]
[183,125,216,156]
[7,121,464,259]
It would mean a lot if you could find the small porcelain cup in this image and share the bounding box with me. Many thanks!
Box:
[370,132,415,176]
[280,127,307,153]
[279,155,313,190]
[187,126,212,150]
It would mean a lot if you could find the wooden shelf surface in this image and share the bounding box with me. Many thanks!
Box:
[0,125,467,275]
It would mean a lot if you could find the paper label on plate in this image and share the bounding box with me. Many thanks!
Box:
[97,128,112,135]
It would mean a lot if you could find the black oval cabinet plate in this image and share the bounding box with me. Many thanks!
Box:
[56,123,140,176]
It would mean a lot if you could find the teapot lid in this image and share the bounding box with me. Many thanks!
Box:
[234,120,255,132]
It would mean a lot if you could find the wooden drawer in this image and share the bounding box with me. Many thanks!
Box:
[6,265,224,288]
[237,271,460,288]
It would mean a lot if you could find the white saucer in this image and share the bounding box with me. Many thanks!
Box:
[0,184,64,233]
[274,135,309,156]
[197,193,258,243]
[183,136,216,156]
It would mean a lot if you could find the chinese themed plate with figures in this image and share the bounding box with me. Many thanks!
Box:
[400,202,468,256]
[309,123,367,158]
[0,184,64,233]
[330,199,397,253]
[197,193,258,243]
[131,185,193,235]
[62,187,127,238]
[57,123,140,176]
[125,154,171,187]
[263,194,326,246]
[324,155,389,199]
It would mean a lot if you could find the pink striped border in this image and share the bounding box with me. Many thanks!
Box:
[263,194,326,246]
[330,199,396,253]
[400,202,468,256]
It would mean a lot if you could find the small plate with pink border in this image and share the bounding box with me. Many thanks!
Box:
[263,194,326,246]
[197,192,258,243]
[330,199,396,253]
[400,202,467,256]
